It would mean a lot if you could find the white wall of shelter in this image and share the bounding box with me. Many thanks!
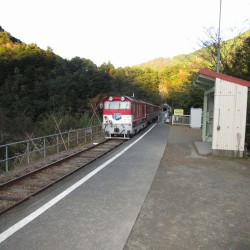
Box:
[194,69,250,157]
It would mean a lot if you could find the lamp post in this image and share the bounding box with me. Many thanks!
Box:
[216,0,222,73]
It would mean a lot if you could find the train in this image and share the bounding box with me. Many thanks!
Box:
[101,95,161,138]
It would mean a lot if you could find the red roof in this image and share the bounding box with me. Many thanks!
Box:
[200,68,250,88]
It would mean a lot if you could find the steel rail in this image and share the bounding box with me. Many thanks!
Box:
[0,139,124,216]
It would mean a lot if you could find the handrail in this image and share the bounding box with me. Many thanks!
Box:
[0,125,104,172]
[172,115,191,126]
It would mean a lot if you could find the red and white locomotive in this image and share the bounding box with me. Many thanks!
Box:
[101,95,161,138]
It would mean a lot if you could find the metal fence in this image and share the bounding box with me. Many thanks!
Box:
[172,115,191,125]
[0,125,104,172]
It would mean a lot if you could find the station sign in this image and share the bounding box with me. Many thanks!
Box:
[174,109,184,116]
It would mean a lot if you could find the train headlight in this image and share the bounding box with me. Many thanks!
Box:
[121,96,125,101]
[109,96,113,101]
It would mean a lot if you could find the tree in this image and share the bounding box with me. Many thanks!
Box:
[197,27,250,75]
[226,36,250,80]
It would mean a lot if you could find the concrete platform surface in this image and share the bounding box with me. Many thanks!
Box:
[194,141,212,155]
[0,125,249,250]
[0,124,168,250]
[124,125,250,250]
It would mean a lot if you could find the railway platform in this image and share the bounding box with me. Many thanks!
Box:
[124,125,250,249]
[0,124,250,249]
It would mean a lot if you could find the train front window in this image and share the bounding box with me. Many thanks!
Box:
[104,101,130,109]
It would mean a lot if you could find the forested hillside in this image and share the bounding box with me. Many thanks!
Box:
[0,27,160,142]
[138,28,250,120]
[0,26,249,143]
[138,29,250,73]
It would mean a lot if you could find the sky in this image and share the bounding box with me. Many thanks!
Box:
[1,0,250,68]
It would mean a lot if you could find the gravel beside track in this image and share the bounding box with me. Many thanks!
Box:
[0,137,106,184]
[0,137,123,214]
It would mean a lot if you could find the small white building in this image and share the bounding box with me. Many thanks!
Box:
[190,108,202,128]
[195,69,250,157]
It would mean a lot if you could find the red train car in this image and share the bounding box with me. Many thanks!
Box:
[101,96,161,138]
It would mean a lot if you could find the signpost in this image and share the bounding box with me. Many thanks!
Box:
[174,109,184,116]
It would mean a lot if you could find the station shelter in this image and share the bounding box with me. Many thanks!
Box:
[194,68,250,157]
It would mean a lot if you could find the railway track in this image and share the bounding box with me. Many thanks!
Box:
[0,139,124,215]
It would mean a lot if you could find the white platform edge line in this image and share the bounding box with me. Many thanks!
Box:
[0,124,156,243]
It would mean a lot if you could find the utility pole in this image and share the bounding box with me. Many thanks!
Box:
[216,0,222,73]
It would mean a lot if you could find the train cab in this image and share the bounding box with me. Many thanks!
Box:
[101,96,160,139]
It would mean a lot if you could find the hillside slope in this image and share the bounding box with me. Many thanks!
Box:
[137,29,250,71]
